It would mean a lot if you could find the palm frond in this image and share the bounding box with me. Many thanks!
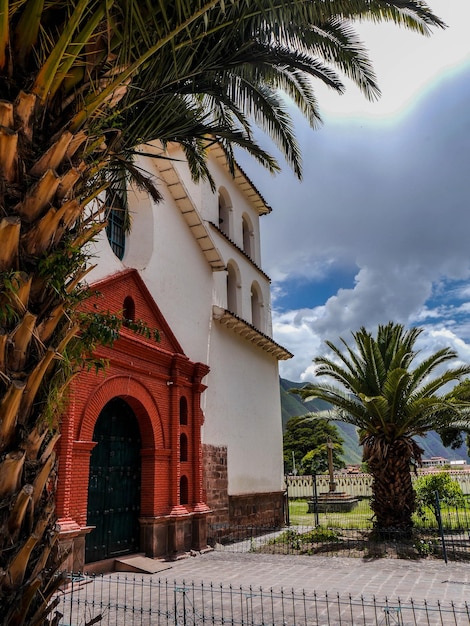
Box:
[307,322,470,444]
[313,356,363,394]
[414,364,470,399]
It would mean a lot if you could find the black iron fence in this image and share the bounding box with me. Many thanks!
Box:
[209,490,470,561]
[54,574,470,626]
[211,493,470,561]
[209,524,470,560]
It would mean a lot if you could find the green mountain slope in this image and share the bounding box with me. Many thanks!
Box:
[280,378,469,466]
[279,378,330,429]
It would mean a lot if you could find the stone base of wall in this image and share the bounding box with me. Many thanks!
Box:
[203,444,229,531]
[229,491,285,527]
[59,512,210,571]
[57,520,92,573]
[141,513,209,557]
[203,444,286,542]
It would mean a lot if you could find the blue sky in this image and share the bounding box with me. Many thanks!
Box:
[238,0,470,382]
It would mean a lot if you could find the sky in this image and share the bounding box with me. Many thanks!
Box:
[238,0,470,383]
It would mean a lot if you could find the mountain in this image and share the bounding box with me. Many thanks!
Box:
[280,378,470,466]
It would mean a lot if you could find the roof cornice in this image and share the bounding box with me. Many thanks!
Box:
[154,151,226,271]
[213,306,292,361]
[208,221,270,282]
[208,144,272,215]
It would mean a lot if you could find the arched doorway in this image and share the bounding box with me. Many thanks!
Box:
[86,398,141,563]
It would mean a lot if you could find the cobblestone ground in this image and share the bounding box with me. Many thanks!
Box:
[167,551,470,604]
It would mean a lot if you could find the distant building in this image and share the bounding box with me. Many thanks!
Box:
[421,457,449,468]
[449,459,467,468]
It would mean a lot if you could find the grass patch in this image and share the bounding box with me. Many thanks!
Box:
[265,526,342,555]
[289,499,374,529]
[289,498,470,531]
[413,506,470,530]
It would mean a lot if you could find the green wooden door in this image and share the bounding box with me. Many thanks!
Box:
[86,398,141,563]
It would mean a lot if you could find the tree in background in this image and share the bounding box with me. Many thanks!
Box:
[283,416,344,475]
[294,323,470,535]
[0,1,444,623]
[414,472,465,525]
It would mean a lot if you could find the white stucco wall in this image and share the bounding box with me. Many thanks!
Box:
[139,159,214,363]
[204,324,284,494]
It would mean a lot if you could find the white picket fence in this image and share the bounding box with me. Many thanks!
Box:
[285,471,470,499]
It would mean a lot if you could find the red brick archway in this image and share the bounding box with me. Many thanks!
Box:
[77,375,164,448]
[56,270,210,570]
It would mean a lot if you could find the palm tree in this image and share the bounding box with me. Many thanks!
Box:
[295,323,470,535]
[0,2,444,623]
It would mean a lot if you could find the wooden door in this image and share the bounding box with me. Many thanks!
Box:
[86,398,141,563]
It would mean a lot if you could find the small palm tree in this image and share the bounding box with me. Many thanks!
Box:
[295,323,470,534]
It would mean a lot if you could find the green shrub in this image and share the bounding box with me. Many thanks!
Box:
[413,538,437,557]
[414,472,465,524]
[301,526,341,543]
[269,526,340,550]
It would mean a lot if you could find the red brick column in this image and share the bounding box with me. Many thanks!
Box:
[70,440,97,527]
[168,355,187,515]
[192,363,210,512]
[56,394,77,522]
[141,448,172,515]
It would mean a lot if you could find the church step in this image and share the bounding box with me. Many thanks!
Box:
[114,554,173,574]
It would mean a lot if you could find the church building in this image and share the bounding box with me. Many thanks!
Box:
[55,144,291,570]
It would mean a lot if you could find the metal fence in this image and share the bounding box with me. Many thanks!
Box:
[235,494,470,561]
[54,574,470,626]
[209,525,470,560]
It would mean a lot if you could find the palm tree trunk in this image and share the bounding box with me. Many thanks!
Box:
[0,93,91,625]
[366,438,421,535]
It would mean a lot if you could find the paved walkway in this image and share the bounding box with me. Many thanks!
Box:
[165,551,470,605]
[62,552,470,625]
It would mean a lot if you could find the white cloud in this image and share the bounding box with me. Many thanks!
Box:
[248,0,470,382]
[314,0,470,119]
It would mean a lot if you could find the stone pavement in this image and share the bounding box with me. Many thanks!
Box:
[61,552,470,625]
[165,551,470,605]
